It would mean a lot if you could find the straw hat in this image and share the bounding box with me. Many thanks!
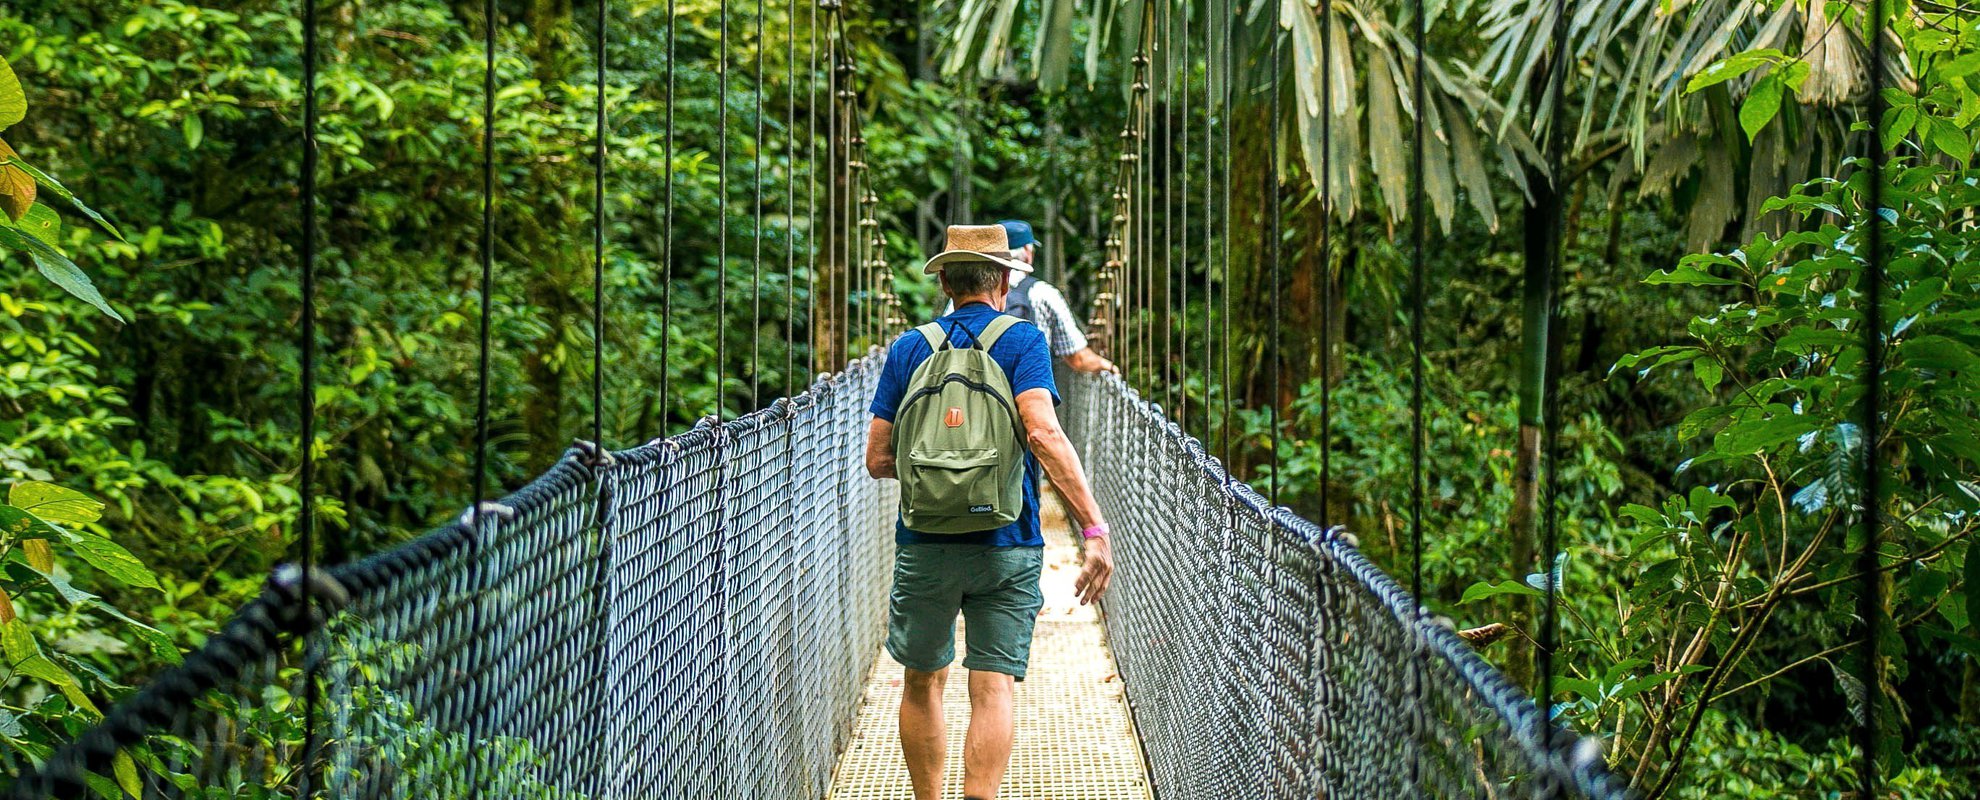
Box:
[921,224,1034,275]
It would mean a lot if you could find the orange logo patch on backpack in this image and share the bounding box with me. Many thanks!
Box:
[945,407,965,427]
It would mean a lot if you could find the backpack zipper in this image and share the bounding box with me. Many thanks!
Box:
[897,373,1027,451]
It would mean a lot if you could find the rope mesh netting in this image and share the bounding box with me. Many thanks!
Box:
[8,355,1638,800]
[7,357,894,800]
[1061,371,1634,800]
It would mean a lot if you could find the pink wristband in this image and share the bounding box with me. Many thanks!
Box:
[1081,523,1110,540]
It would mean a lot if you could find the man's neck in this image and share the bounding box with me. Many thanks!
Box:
[951,293,1003,312]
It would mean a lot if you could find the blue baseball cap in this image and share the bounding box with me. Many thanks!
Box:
[998,219,1036,249]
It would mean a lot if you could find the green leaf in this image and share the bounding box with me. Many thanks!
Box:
[0,156,124,241]
[10,481,105,526]
[1645,263,1742,286]
[1687,51,1775,94]
[0,59,23,131]
[1693,357,1723,390]
[1460,580,1545,604]
[64,531,159,590]
[1739,75,1785,142]
[94,604,177,663]
[2,201,62,246]
[1931,123,1971,165]
[182,114,202,152]
[1,619,39,663]
[113,751,140,800]
[0,224,123,322]
[23,563,97,606]
[0,504,63,541]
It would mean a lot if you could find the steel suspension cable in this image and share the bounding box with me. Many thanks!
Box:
[785,0,798,396]
[593,0,608,446]
[1538,0,1571,757]
[1178,0,1191,433]
[297,0,321,781]
[1266,3,1282,506]
[716,0,731,418]
[1317,0,1332,533]
[752,0,766,408]
[1219,0,1233,470]
[1858,0,1889,795]
[470,2,497,791]
[1409,0,1426,611]
[1408,0,1430,792]
[661,0,677,412]
[1164,0,1177,417]
[1201,0,1216,447]
[473,4,495,521]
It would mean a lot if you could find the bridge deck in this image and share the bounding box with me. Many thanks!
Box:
[827,492,1154,800]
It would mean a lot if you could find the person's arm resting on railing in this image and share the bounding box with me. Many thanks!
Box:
[1015,388,1113,604]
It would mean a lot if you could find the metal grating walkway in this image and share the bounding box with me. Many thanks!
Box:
[827,492,1154,800]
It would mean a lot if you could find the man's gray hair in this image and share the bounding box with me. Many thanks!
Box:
[940,261,1004,298]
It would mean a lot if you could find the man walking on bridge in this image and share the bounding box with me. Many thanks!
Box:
[865,223,1115,800]
[946,219,1118,376]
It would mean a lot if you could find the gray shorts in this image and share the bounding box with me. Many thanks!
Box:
[885,543,1045,679]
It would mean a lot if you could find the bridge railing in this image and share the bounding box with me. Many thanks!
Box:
[7,355,896,800]
[1062,370,1634,800]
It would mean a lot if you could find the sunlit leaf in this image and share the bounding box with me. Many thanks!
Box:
[1738,74,1783,142]
[64,531,160,590]
[10,480,105,525]
[0,224,125,321]
[0,59,23,131]
[0,139,34,221]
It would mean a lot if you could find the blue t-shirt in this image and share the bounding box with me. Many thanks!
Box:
[869,302,1059,548]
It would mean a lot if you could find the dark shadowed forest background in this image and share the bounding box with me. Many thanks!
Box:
[0,0,1975,796]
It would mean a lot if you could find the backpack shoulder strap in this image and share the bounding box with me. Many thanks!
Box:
[975,314,1028,351]
[914,322,950,352]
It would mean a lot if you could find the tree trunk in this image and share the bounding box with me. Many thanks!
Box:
[1507,153,1559,689]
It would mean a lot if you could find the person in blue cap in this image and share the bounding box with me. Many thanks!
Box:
[993,219,1119,375]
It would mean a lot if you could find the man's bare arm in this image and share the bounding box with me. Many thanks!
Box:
[865,417,896,479]
[1015,388,1113,603]
[1063,347,1118,375]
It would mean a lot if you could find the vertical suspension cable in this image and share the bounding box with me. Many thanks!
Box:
[1219,0,1234,469]
[1538,0,1571,756]
[1266,4,1282,506]
[474,0,495,524]
[806,0,819,375]
[1858,0,1888,795]
[1409,0,1426,605]
[1178,0,1191,432]
[297,0,320,781]
[593,0,608,446]
[752,0,766,408]
[785,0,798,396]
[716,0,731,418]
[1318,0,1333,533]
[1163,0,1176,415]
[661,0,677,415]
[1200,0,1214,446]
[470,3,496,791]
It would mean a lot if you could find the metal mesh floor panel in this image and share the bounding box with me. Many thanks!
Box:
[828,492,1153,800]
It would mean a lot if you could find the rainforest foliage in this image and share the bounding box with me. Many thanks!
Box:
[0,0,1975,795]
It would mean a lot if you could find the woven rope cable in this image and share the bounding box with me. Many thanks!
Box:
[296,0,323,787]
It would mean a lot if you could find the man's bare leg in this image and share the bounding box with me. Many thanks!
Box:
[900,667,949,800]
[961,670,1015,799]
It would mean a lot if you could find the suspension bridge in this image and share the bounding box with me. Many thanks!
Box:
[12,0,1908,796]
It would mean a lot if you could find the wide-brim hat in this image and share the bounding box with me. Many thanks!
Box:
[922,224,1034,275]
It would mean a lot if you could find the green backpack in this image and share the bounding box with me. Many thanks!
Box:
[893,315,1030,533]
